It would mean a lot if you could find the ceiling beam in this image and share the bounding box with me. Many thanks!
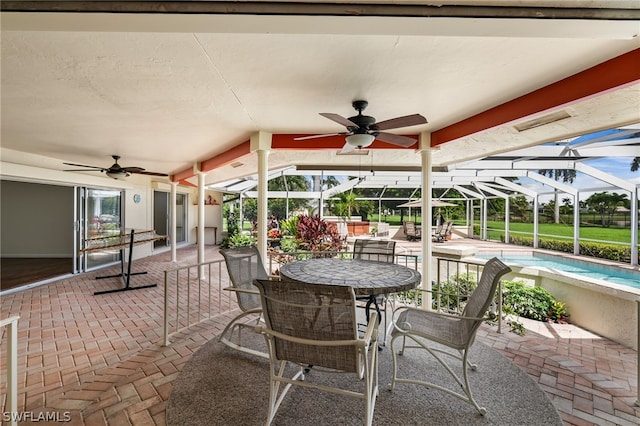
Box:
[431,48,640,147]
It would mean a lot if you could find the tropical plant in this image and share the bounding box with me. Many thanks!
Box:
[279,215,300,237]
[221,233,256,249]
[295,214,345,252]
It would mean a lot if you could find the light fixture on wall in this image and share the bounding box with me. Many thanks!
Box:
[345,133,375,148]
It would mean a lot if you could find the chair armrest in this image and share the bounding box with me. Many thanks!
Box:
[390,306,489,333]
[361,312,378,345]
[223,287,259,295]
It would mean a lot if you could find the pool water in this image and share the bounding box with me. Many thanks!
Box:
[474,252,640,289]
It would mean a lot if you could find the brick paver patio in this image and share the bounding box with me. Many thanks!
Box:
[1,244,638,425]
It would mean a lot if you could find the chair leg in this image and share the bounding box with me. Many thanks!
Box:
[218,308,268,359]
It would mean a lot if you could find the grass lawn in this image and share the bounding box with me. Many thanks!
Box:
[485,221,634,244]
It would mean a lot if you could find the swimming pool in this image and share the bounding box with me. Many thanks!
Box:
[474,251,640,289]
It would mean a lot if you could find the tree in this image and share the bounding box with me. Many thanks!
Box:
[267,175,311,219]
[584,191,628,227]
[510,196,531,222]
[538,169,576,223]
[631,157,640,172]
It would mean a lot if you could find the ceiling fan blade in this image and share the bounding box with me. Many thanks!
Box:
[376,132,418,147]
[375,114,427,131]
[63,168,104,172]
[133,170,169,177]
[294,133,344,141]
[122,167,145,173]
[319,113,358,128]
[63,162,103,170]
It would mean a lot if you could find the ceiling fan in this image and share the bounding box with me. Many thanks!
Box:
[63,155,168,180]
[295,100,427,150]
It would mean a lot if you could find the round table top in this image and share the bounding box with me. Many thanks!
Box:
[279,258,421,296]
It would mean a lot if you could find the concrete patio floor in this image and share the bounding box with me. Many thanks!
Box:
[0,240,638,425]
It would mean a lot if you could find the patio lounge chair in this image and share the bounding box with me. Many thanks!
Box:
[404,221,421,241]
[432,221,452,242]
[389,257,511,415]
[219,245,271,358]
[353,238,396,345]
[254,278,379,426]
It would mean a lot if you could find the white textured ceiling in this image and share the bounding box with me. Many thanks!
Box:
[1,2,639,186]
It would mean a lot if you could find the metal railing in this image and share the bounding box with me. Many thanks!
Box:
[1,315,19,426]
[161,252,501,347]
[162,259,232,346]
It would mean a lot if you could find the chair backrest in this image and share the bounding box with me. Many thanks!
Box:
[460,257,511,340]
[404,221,416,235]
[220,245,269,312]
[353,239,396,263]
[254,279,360,373]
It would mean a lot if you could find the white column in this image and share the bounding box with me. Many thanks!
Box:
[420,132,433,311]
[505,197,510,243]
[197,170,206,276]
[170,181,178,262]
[533,194,539,249]
[631,188,639,267]
[251,131,273,264]
[573,193,580,256]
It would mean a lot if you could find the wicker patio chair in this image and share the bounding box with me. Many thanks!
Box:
[219,245,271,358]
[352,239,396,345]
[253,278,379,426]
[389,257,511,415]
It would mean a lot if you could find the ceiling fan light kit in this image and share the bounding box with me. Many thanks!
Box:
[105,170,130,180]
[346,133,375,148]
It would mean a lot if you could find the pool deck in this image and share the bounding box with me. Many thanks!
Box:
[0,239,638,425]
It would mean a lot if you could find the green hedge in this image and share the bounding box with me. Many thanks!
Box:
[501,234,638,263]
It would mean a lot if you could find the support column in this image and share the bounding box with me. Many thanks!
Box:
[573,193,580,255]
[170,181,178,262]
[505,197,510,243]
[420,132,433,311]
[631,188,638,267]
[251,131,272,265]
[197,170,206,277]
[533,194,540,249]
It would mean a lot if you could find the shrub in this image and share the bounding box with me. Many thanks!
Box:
[432,273,478,313]
[502,280,568,322]
[296,214,346,252]
[220,233,255,249]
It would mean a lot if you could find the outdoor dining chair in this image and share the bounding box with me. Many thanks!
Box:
[219,245,271,358]
[253,278,379,426]
[352,238,396,345]
[388,257,511,415]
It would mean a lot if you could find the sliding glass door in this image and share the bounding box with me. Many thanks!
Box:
[76,187,123,271]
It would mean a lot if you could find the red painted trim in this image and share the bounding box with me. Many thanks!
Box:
[170,168,195,182]
[200,140,251,173]
[177,179,197,188]
[432,48,640,147]
[271,133,419,150]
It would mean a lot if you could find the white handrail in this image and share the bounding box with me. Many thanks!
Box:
[1,315,19,426]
